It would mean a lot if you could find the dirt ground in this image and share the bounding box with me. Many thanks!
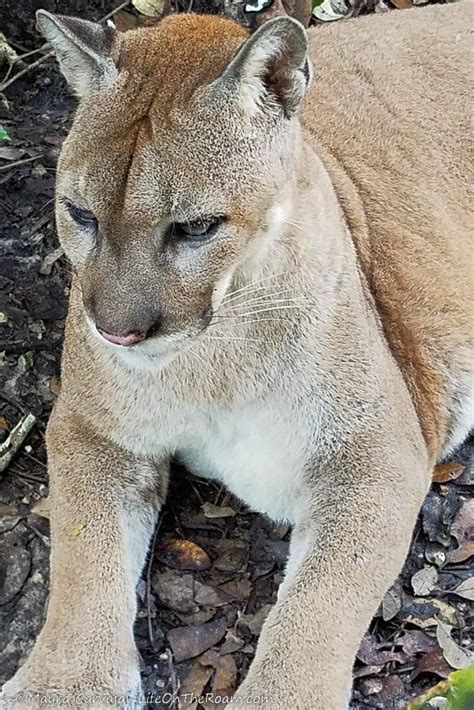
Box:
[0,2,472,708]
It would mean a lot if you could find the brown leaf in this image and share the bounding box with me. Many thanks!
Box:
[201,654,238,708]
[113,9,162,31]
[0,415,8,431]
[179,658,214,710]
[451,499,474,546]
[49,377,61,396]
[152,569,198,613]
[167,617,227,662]
[157,538,211,571]
[447,539,474,564]
[390,0,412,8]
[356,636,405,666]
[432,462,464,483]
[414,646,452,679]
[213,539,248,573]
[398,630,437,657]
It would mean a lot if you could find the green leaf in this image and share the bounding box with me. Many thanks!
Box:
[406,664,474,710]
[0,125,10,141]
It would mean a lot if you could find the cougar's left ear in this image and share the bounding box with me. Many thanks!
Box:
[36,10,118,97]
[220,17,312,118]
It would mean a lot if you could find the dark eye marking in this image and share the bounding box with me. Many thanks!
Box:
[171,216,225,244]
[63,199,98,230]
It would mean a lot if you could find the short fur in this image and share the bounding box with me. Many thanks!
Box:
[2,4,473,708]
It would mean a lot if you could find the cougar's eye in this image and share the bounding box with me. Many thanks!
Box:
[172,217,224,243]
[64,200,98,230]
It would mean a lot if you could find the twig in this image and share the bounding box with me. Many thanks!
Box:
[0,153,46,173]
[0,412,36,473]
[0,0,131,94]
[0,52,53,93]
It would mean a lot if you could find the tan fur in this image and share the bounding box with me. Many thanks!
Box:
[2,5,473,709]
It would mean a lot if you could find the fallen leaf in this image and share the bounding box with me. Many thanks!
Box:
[450,577,474,601]
[447,539,474,564]
[202,502,236,519]
[49,377,61,396]
[152,569,199,613]
[451,499,474,546]
[382,580,403,621]
[390,0,412,8]
[0,415,8,431]
[179,657,214,710]
[414,646,452,680]
[201,654,237,708]
[31,496,50,520]
[411,565,438,596]
[112,9,161,31]
[356,635,405,666]
[39,246,64,276]
[398,630,437,657]
[132,0,166,16]
[213,539,248,573]
[436,621,473,670]
[157,538,211,571]
[219,629,245,656]
[0,146,23,161]
[236,604,272,636]
[398,597,458,628]
[167,616,227,662]
[432,462,464,483]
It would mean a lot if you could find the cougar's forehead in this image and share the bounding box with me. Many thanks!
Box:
[58,15,261,217]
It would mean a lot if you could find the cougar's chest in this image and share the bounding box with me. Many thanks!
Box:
[177,400,308,524]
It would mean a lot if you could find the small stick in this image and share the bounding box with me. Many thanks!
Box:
[0,412,37,473]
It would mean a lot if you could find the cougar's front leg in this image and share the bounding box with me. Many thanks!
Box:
[234,446,430,709]
[1,407,168,701]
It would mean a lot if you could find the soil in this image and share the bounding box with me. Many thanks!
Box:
[0,2,472,709]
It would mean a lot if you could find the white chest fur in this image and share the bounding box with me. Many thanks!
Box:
[177,399,309,524]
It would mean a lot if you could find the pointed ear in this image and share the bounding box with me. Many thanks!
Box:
[221,17,312,118]
[36,10,118,97]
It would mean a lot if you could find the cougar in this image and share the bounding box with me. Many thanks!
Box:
[1,3,472,708]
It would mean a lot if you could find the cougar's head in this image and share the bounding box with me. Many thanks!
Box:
[38,10,311,360]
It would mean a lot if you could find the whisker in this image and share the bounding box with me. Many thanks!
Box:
[208,317,291,328]
[221,287,301,309]
[221,271,290,306]
[229,304,306,319]
[203,334,261,343]
[284,219,304,231]
[222,295,306,313]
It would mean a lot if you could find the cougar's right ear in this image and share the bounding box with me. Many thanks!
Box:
[36,10,118,97]
[218,16,312,119]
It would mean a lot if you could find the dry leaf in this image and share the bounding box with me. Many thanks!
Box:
[31,496,50,520]
[382,581,403,620]
[152,569,198,613]
[432,462,464,483]
[447,539,474,564]
[451,499,474,546]
[450,578,474,601]
[411,566,438,596]
[414,646,452,680]
[167,616,227,662]
[132,0,166,16]
[202,502,236,519]
[179,658,214,710]
[0,416,8,431]
[436,621,473,670]
[157,538,211,571]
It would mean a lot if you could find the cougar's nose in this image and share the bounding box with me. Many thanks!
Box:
[96,327,147,347]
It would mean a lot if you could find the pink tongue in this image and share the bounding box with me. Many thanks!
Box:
[97,328,145,346]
